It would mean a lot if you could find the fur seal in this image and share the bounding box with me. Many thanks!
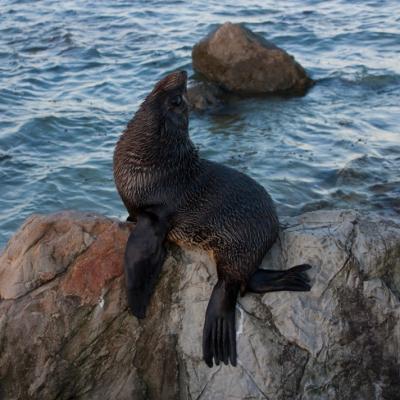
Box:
[113,71,311,367]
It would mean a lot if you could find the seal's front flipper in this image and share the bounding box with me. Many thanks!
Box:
[247,264,312,294]
[124,210,169,319]
[202,280,239,368]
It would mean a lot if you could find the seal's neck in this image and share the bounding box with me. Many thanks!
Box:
[115,99,199,171]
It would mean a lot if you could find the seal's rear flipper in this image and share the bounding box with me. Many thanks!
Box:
[246,264,312,294]
[124,210,169,319]
[203,280,239,368]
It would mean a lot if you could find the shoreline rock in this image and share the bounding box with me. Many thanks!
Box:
[192,22,313,96]
[1,209,399,399]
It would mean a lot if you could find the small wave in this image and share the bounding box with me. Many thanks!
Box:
[347,73,400,90]
[0,153,12,162]
[320,69,400,92]
[21,45,49,54]
[369,181,400,195]
[335,155,392,186]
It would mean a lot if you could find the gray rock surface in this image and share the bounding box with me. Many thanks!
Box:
[192,22,313,95]
[0,209,399,399]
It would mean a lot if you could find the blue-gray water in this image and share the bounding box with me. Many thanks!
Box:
[1,0,399,248]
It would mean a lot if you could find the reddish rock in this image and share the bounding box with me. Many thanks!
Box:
[60,220,127,304]
[0,212,145,400]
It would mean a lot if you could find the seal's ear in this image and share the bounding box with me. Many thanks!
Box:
[124,210,170,318]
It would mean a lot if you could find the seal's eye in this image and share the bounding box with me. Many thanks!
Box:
[171,95,182,107]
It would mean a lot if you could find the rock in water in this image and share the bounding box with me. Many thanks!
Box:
[192,22,313,95]
[0,210,400,399]
[187,81,223,111]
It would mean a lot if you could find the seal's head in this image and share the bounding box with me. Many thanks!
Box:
[116,71,195,168]
[146,70,189,133]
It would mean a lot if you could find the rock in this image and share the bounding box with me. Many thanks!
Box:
[187,81,223,111]
[192,22,313,95]
[0,212,145,400]
[1,209,400,399]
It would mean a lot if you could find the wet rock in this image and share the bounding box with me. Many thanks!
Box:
[192,22,313,95]
[1,209,399,399]
[187,81,223,111]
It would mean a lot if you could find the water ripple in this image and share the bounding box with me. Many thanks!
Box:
[1,0,400,247]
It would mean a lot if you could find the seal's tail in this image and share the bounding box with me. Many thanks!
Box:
[246,264,312,294]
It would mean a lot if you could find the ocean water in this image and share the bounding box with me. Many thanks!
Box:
[0,0,399,248]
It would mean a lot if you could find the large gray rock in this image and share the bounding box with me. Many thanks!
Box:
[0,209,399,399]
[192,22,313,95]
